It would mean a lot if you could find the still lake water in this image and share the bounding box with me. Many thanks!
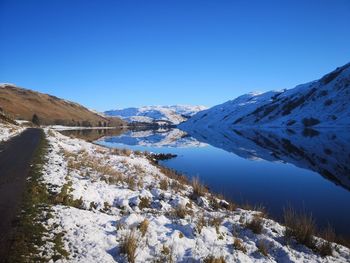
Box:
[61,127,350,237]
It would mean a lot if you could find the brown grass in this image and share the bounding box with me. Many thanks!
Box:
[126,176,136,190]
[170,180,185,192]
[203,255,226,263]
[138,219,149,237]
[195,214,207,234]
[233,238,247,253]
[159,178,168,191]
[191,177,207,200]
[208,195,220,210]
[154,245,174,263]
[158,166,189,185]
[257,240,269,257]
[316,241,333,257]
[246,215,264,234]
[173,205,188,219]
[210,216,223,234]
[139,197,151,210]
[112,148,132,156]
[120,230,139,263]
[283,207,316,248]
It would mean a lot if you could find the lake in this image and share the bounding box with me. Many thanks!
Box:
[61,127,350,237]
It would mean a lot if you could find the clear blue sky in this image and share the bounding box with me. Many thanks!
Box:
[1,0,349,111]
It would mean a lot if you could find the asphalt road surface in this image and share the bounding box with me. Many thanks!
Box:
[0,128,42,260]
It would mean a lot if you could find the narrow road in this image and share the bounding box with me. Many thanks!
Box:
[0,128,42,259]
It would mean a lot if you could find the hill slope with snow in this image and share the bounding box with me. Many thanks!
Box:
[105,105,207,125]
[181,63,350,129]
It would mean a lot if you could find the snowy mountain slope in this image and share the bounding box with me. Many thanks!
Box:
[104,105,207,125]
[181,63,350,129]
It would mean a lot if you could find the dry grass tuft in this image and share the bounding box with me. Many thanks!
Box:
[233,238,247,253]
[139,197,151,210]
[173,205,188,219]
[159,178,168,191]
[170,180,185,193]
[246,215,264,234]
[283,207,316,248]
[208,195,221,210]
[210,216,223,234]
[191,177,207,200]
[315,224,334,257]
[195,214,207,234]
[316,240,333,257]
[112,148,132,156]
[154,245,174,263]
[120,230,139,263]
[158,166,189,186]
[126,176,136,190]
[203,255,226,263]
[138,219,149,237]
[257,240,269,257]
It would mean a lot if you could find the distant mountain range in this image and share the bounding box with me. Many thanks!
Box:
[104,105,207,125]
[180,63,350,129]
[0,84,125,127]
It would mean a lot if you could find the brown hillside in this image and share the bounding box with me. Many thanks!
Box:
[0,109,17,125]
[0,84,125,127]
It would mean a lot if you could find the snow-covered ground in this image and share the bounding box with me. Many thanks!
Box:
[40,129,350,262]
[0,122,26,142]
[104,105,207,125]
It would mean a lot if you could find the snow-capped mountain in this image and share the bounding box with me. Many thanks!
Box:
[104,105,207,125]
[181,63,350,129]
